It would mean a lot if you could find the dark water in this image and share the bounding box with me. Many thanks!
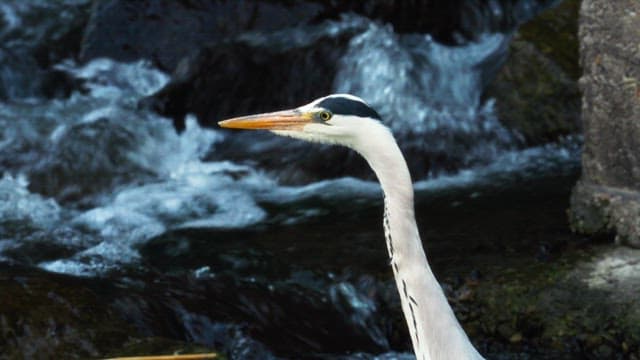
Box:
[0,1,585,359]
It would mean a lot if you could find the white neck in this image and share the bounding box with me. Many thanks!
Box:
[352,121,483,360]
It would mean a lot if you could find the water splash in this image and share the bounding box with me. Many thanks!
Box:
[0,173,61,234]
[56,58,171,99]
[330,282,389,350]
[22,58,270,276]
[414,135,582,192]
[335,19,515,170]
[173,305,279,360]
[0,37,580,279]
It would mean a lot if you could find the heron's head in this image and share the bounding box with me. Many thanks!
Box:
[218,94,385,148]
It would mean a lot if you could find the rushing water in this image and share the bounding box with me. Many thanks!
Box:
[336,23,515,173]
[0,4,581,360]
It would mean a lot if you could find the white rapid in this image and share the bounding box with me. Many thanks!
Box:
[0,14,580,277]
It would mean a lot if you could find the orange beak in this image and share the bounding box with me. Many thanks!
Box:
[218,110,313,131]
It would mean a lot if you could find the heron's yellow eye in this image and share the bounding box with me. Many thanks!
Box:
[319,111,332,121]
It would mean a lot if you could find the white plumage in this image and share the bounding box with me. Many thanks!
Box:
[219,94,484,360]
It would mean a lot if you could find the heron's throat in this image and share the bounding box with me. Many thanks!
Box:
[356,123,483,360]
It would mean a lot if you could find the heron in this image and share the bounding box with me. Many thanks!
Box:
[218,94,484,360]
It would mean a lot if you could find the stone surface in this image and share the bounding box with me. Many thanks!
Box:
[0,1,90,100]
[486,0,581,145]
[142,20,363,130]
[571,182,640,247]
[472,243,640,358]
[0,264,132,358]
[519,0,581,80]
[0,263,223,359]
[569,0,640,247]
[80,0,325,71]
[140,18,374,184]
[585,247,640,293]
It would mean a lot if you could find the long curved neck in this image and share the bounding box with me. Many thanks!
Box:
[353,122,483,360]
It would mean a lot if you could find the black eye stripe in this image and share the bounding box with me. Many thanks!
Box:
[316,97,381,120]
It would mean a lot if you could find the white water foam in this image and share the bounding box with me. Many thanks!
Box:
[0,173,61,230]
[0,18,579,278]
[335,19,514,169]
[20,59,267,276]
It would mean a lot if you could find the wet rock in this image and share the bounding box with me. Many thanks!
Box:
[0,1,90,100]
[582,247,640,296]
[570,183,640,247]
[485,0,581,145]
[135,0,564,130]
[0,263,133,358]
[0,263,225,359]
[139,229,400,356]
[569,0,640,247]
[79,0,559,73]
[143,19,364,130]
[80,0,325,71]
[141,17,374,183]
[0,48,79,100]
[518,0,581,80]
[472,243,640,359]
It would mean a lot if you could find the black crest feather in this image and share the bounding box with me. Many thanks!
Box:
[316,96,381,120]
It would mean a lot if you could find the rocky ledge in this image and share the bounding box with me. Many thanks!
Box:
[569,0,640,248]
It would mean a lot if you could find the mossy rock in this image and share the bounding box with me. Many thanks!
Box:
[0,264,223,359]
[461,244,640,358]
[486,0,581,145]
[519,0,581,81]
[0,265,132,358]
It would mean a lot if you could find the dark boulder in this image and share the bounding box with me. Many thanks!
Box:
[80,0,325,72]
[140,17,373,183]
[485,0,581,145]
[0,1,90,67]
[0,263,223,358]
[0,1,90,100]
[142,18,366,130]
[0,264,133,358]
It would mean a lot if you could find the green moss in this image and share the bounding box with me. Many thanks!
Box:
[464,245,640,357]
[0,266,225,359]
[485,0,582,145]
[519,0,581,81]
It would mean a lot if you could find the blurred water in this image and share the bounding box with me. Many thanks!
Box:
[0,25,581,278]
[337,24,509,129]
[333,17,518,177]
